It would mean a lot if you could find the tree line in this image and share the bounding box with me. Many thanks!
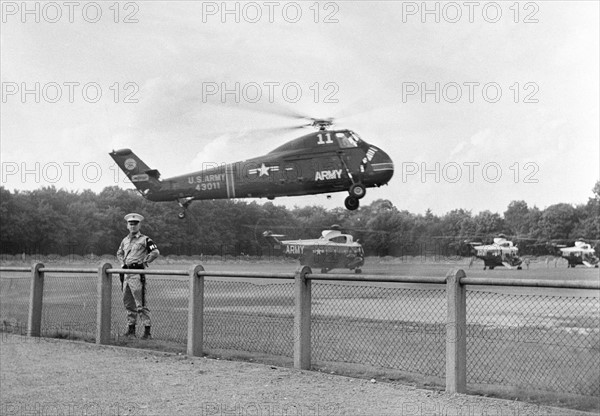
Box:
[1,182,598,258]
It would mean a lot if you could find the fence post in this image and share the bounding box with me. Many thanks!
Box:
[96,263,112,345]
[294,265,312,370]
[27,263,44,337]
[446,268,467,393]
[187,264,205,357]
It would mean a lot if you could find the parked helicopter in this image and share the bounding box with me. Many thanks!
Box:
[470,235,523,270]
[109,118,394,218]
[559,240,599,268]
[262,225,365,273]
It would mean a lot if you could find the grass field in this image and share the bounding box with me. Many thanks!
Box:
[1,257,599,411]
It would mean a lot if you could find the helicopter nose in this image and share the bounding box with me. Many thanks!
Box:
[369,147,394,185]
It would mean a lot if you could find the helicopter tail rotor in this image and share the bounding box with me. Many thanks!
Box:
[262,230,285,247]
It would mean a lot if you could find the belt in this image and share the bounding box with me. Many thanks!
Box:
[124,263,145,269]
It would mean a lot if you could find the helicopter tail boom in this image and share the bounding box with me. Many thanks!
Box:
[109,149,162,196]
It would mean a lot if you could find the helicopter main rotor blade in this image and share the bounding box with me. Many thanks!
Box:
[194,123,313,143]
[203,100,345,128]
[206,100,313,121]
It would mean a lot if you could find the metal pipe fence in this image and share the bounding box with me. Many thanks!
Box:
[0,263,598,399]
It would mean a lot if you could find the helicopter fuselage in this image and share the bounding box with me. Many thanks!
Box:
[472,238,523,270]
[560,242,600,268]
[110,129,394,212]
[263,229,365,273]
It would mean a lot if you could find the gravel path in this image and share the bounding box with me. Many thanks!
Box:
[0,334,594,416]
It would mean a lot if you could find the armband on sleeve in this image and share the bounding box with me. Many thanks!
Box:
[146,238,158,252]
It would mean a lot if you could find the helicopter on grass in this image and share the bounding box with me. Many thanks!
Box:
[559,240,599,268]
[109,117,394,218]
[470,235,523,270]
[262,225,365,273]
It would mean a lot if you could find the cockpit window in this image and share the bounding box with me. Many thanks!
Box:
[336,131,360,149]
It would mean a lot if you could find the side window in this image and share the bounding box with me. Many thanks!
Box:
[330,236,348,244]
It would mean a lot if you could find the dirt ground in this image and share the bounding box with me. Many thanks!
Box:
[1,334,595,416]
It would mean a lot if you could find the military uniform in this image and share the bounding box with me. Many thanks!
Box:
[116,213,159,338]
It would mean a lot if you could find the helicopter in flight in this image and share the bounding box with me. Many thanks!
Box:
[109,118,394,218]
[559,240,599,268]
[262,225,365,273]
[470,235,523,270]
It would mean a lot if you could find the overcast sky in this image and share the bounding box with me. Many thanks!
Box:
[1,1,598,215]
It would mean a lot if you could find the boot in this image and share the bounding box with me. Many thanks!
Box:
[123,324,136,337]
[141,326,151,340]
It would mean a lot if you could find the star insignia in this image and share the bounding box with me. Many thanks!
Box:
[258,163,270,176]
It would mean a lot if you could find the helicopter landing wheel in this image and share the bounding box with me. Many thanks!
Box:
[177,198,193,219]
[349,183,366,199]
[344,196,360,211]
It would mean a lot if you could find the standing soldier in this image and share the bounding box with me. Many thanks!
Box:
[117,213,160,339]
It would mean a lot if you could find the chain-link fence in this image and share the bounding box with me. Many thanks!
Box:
[107,277,296,355]
[1,266,598,400]
[467,290,600,396]
[312,282,446,377]
[204,280,295,356]
[41,274,97,340]
[0,273,30,334]
[110,276,190,343]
